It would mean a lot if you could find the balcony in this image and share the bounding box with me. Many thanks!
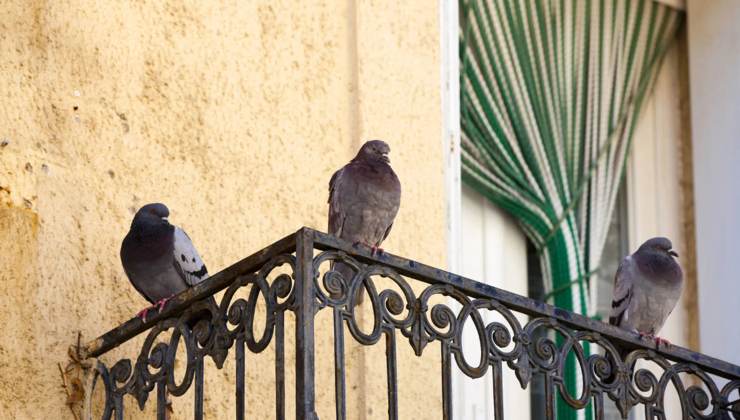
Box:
[77,227,740,419]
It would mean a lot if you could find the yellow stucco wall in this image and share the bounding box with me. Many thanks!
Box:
[0,1,444,419]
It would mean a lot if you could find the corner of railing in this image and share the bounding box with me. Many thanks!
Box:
[72,227,740,420]
[80,229,303,360]
[294,226,319,420]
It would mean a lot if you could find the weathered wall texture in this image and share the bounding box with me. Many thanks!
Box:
[0,1,444,418]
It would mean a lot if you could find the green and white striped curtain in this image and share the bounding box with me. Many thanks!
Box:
[459,0,681,418]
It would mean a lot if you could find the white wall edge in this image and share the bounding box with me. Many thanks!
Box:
[441,0,461,274]
[440,0,466,415]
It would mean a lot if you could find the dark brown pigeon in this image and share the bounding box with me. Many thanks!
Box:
[121,203,211,322]
[328,140,401,301]
[609,237,683,346]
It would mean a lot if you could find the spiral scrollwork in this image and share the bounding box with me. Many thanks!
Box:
[487,322,512,349]
[310,250,740,419]
[590,352,613,383]
[634,366,658,396]
[88,239,740,420]
[721,380,740,420]
[90,254,296,419]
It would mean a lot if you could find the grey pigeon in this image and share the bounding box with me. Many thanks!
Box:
[328,140,401,301]
[121,203,211,322]
[609,237,683,346]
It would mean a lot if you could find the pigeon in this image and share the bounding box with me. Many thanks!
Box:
[609,237,684,346]
[121,203,211,322]
[328,140,401,301]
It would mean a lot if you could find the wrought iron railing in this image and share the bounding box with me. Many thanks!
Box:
[78,227,740,419]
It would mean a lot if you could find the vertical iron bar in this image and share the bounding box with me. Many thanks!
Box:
[593,394,604,420]
[194,357,204,420]
[114,396,123,420]
[385,329,398,420]
[545,376,554,420]
[441,342,453,420]
[102,404,112,420]
[295,228,317,420]
[236,337,245,420]
[646,405,665,420]
[157,381,167,420]
[492,362,504,420]
[333,308,346,420]
[276,311,286,420]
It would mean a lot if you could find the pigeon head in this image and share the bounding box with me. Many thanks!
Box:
[132,203,170,229]
[638,236,679,258]
[356,140,391,164]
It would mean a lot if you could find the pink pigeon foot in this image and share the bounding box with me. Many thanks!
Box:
[352,241,373,252]
[155,296,174,313]
[654,336,671,348]
[136,307,152,323]
[638,332,671,348]
[370,246,385,256]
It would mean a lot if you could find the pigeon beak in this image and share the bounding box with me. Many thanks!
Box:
[381,154,390,163]
[162,217,169,223]
[668,250,679,258]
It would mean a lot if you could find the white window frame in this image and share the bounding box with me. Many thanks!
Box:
[442,2,531,418]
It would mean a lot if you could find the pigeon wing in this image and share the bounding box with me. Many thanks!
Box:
[382,222,394,242]
[380,171,401,242]
[609,256,633,326]
[172,227,209,287]
[328,167,348,236]
[329,159,400,245]
[120,233,156,304]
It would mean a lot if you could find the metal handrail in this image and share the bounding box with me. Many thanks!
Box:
[79,227,740,420]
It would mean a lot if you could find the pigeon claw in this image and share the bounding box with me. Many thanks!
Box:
[654,337,671,348]
[155,296,173,313]
[638,332,671,349]
[136,308,150,323]
[352,241,379,255]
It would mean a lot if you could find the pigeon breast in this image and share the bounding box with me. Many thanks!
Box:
[121,223,208,304]
[329,159,401,246]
